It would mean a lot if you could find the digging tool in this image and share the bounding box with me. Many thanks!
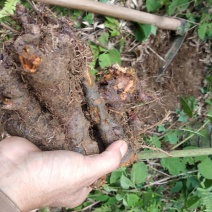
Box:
[34,0,183,31]
[157,21,187,80]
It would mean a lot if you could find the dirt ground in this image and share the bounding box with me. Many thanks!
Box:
[0,4,209,158]
[132,30,205,126]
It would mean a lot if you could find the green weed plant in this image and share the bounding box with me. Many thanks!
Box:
[145,0,212,40]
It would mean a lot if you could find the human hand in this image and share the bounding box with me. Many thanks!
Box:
[0,136,127,211]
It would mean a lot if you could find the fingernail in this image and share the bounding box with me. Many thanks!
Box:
[119,141,128,158]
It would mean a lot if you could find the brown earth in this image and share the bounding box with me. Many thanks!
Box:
[131,30,205,127]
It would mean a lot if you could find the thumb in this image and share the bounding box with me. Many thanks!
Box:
[85,140,128,180]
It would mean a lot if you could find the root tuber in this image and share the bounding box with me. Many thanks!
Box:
[83,68,124,146]
[14,26,99,154]
[0,59,66,150]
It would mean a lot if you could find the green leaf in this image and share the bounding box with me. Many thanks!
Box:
[198,23,208,40]
[186,176,199,190]
[198,157,212,179]
[99,32,109,52]
[107,48,121,65]
[206,108,212,120]
[186,12,196,23]
[92,205,112,212]
[142,190,158,206]
[148,24,157,35]
[206,23,212,39]
[161,158,186,175]
[115,193,125,201]
[99,53,111,68]
[105,16,118,24]
[104,17,120,37]
[110,169,123,184]
[120,175,135,189]
[158,125,166,132]
[182,156,195,165]
[89,192,109,202]
[99,48,121,69]
[151,135,161,148]
[197,187,212,211]
[102,185,118,192]
[146,0,162,12]
[99,32,109,46]
[71,10,82,21]
[131,162,148,184]
[178,111,188,122]
[164,132,178,144]
[95,195,109,202]
[180,96,196,118]
[206,75,212,91]
[119,39,125,53]
[0,0,20,19]
[105,197,117,205]
[90,69,98,76]
[126,194,140,207]
[134,24,157,42]
[171,181,183,193]
[186,196,200,209]
[194,155,207,163]
[122,197,128,207]
[89,43,100,60]
[83,12,93,25]
[167,0,190,15]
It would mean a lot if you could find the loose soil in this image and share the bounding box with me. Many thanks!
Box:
[0,4,208,160]
[131,30,205,127]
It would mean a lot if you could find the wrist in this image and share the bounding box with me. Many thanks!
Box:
[0,185,26,212]
[0,189,21,212]
[0,171,39,212]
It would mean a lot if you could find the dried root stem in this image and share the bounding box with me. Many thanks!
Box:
[83,68,124,146]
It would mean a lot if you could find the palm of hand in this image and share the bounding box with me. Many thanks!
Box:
[0,137,127,211]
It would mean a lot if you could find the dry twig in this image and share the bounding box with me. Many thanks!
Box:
[140,110,171,134]
[0,22,20,34]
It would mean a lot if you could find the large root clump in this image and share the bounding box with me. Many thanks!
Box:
[0,7,127,155]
